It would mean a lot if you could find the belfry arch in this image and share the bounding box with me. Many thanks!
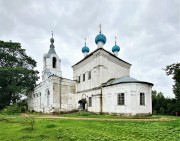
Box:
[52,57,56,68]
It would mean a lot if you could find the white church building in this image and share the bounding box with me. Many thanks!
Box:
[28,27,153,115]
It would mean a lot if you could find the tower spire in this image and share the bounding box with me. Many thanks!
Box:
[50,31,55,48]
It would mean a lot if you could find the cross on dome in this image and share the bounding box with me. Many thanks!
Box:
[82,37,89,54]
[50,31,55,48]
[52,30,53,38]
[84,37,86,46]
[99,23,102,33]
[112,36,120,54]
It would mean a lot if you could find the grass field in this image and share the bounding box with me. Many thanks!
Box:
[0,113,179,141]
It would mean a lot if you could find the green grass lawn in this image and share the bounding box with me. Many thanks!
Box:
[0,114,179,141]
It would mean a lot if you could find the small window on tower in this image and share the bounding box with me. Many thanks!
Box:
[53,57,56,68]
[78,76,81,83]
[83,73,85,81]
[89,97,92,107]
[88,71,91,80]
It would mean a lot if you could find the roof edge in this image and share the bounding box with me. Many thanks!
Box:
[72,48,131,67]
[102,81,154,87]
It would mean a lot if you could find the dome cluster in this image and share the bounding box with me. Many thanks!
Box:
[81,25,121,56]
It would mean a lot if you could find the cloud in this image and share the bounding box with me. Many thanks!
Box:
[0,0,179,97]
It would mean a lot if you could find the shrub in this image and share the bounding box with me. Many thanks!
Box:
[1,104,21,115]
[77,111,95,116]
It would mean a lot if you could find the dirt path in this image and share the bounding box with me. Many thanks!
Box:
[21,114,176,122]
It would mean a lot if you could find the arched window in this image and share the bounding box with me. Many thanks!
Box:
[39,92,41,108]
[47,90,50,106]
[117,93,125,105]
[52,57,56,68]
[140,93,145,105]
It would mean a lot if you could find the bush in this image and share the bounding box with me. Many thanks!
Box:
[1,104,21,115]
[77,111,95,116]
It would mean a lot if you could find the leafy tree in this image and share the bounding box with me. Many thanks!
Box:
[164,63,180,113]
[0,40,39,110]
[152,90,176,115]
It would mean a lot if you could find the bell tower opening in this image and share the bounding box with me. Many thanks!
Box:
[53,57,56,68]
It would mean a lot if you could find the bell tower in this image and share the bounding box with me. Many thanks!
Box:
[42,32,62,81]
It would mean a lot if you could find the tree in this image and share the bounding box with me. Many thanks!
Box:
[0,40,39,110]
[164,63,180,113]
[152,90,176,115]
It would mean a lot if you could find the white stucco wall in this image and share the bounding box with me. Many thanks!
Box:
[73,48,131,93]
[102,83,152,115]
[28,76,76,113]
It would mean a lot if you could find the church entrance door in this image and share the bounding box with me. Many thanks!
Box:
[82,103,85,110]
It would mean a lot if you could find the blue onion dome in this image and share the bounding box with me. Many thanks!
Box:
[82,44,90,53]
[112,44,120,52]
[95,33,106,44]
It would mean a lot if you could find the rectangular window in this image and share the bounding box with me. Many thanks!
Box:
[89,97,92,107]
[78,76,81,83]
[83,73,85,81]
[117,93,125,105]
[140,93,145,105]
[88,71,91,80]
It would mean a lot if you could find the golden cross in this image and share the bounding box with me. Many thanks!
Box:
[99,23,102,33]
[115,36,117,44]
[52,30,53,38]
[84,37,86,45]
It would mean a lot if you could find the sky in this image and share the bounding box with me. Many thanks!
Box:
[0,0,179,97]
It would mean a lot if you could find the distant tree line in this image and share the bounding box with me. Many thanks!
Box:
[152,90,177,115]
[153,63,180,116]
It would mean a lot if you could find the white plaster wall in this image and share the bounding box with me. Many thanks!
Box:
[100,53,130,84]
[73,54,101,92]
[102,83,152,115]
[58,78,77,112]
[28,77,57,113]
[73,49,131,93]
[28,76,77,113]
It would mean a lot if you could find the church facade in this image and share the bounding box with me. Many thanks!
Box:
[28,28,153,115]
